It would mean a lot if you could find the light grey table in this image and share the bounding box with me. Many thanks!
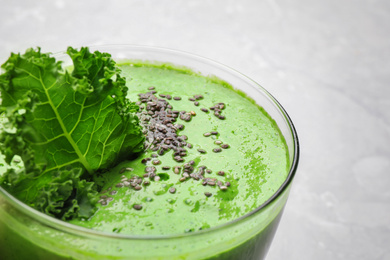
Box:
[1,0,389,259]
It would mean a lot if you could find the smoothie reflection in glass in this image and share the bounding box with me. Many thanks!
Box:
[0,45,299,260]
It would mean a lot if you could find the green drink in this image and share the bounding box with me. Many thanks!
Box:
[0,46,299,259]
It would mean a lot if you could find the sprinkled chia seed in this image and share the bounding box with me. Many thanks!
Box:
[162,166,171,170]
[151,153,158,158]
[145,166,156,173]
[204,192,212,197]
[152,159,161,165]
[194,101,199,106]
[169,187,176,194]
[200,108,209,113]
[189,97,195,101]
[174,156,184,162]
[206,169,212,174]
[225,181,231,187]
[123,181,130,187]
[221,144,230,149]
[219,115,226,120]
[116,183,124,188]
[148,86,155,90]
[173,96,182,100]
[133,204,143,210]
[197,149,206,154]
[203,132,211,137]
[213,148,222,153]
[217,171,225,176]
[110,190,118,195]
[172,166,180,174]
[134,186,142,190]
[166,94,172,100]
[208,181,216,186]
[143,181,150,186]
[220,186,228,191]
[214,140,222,145]
[179,177,186,182]
[154,176,161,181]
[107,197,114,202]
[211,131,218,135]
[190,111,196,116]
[189,160,195,165]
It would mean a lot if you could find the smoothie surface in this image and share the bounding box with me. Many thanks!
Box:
[65,62,290,235]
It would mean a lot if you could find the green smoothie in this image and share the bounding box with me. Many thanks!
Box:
[0,48,295,260]
[67,62,289,235]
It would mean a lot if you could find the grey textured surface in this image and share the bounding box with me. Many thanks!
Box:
[1,0,389,259]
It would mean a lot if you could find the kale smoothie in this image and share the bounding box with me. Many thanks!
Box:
[0,47,297,260]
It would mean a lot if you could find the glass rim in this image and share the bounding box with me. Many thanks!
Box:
[0,44,299,240]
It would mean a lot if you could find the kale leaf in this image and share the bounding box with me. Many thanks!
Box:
[0,47,144,220]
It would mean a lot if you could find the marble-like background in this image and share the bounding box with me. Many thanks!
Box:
[1,0,389,259]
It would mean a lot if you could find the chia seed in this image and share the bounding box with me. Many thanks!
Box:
[213,148,222,153]
[116,183,124,188]
[152,159,161,165]
[217,171,225,176]
[173,166,181,174]
[133,204,143,210]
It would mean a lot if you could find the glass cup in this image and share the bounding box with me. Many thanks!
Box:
[0,45,299,260]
